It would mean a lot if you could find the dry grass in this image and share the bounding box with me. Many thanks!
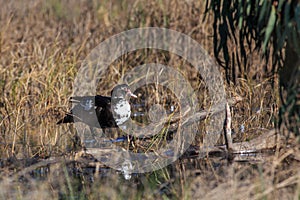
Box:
[0,0,299,199]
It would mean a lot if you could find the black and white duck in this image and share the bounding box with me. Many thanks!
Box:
[57,84,137,131]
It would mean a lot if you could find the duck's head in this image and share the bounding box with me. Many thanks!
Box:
[111,84,137,100]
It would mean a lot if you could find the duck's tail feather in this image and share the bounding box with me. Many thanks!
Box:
[57,114,74,124]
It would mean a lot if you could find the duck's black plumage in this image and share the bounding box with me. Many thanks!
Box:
[57,84,137,130]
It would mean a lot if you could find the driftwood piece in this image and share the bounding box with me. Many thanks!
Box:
[231,129,281,153]
[224,103,233,151]
[195,129,281,155]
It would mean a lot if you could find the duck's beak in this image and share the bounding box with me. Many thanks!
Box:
[127,89,137,98]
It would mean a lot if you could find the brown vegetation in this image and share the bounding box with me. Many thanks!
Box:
[0,0,299,199]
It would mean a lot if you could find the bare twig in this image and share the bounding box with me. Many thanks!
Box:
[224,102,233,151]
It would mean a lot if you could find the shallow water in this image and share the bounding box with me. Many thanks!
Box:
[0,147,278,200]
